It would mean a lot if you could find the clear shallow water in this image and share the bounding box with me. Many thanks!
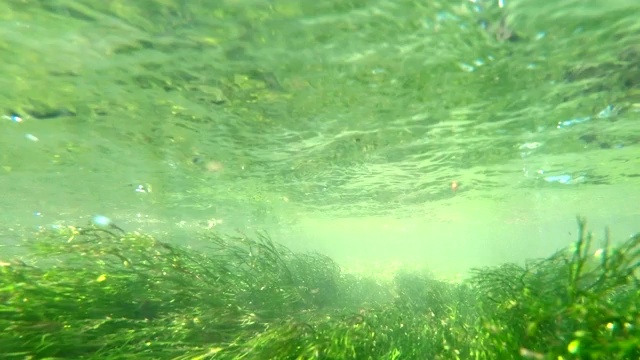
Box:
[1,0,639,277]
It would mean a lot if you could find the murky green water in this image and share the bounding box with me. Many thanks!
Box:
[1,0,639,277]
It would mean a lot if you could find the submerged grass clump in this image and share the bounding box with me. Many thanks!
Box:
[1,217,638,359]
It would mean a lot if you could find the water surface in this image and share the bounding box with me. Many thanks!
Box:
[1,0,639,277]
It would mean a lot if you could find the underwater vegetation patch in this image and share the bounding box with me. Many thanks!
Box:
[0,217,638,359]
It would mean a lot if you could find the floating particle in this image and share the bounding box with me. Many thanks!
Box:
[135,184,152,193]
[91,215,113,227]
[206,160,224,172]
[544,175,572,184]
[519,142,542,150]
[596,104,617,118]
[458,63,475,72]
[544,174,585,185]
[3,113,23,122]
[558,104,619,129]
[91,214,126,234]
[451,181,459,192]
[25,134,39,141]
[206,218,224,229]
[49,224,64,230]
[557,116,591,129]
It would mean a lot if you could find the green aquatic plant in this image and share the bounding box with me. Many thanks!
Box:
[469,217,640,359]
[0,217,638,359]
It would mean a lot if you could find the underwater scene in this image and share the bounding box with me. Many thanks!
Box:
[1,0,639,359]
